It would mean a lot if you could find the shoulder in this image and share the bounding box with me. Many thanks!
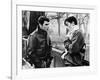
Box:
[73,29,83,36]
[74,29,81,34]
[29,31,38,40]
[30,27,38,36]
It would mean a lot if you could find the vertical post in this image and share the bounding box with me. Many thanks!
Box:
[57,12,60,36]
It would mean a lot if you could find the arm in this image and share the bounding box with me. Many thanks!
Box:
[47,37,52,57]
[64,37,72,50]
[68,31,82,54]
[27,34,37,56]
[49,38,52,52]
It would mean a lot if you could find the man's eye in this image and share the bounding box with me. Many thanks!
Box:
[66,24,68,26]
[45,24,49,25]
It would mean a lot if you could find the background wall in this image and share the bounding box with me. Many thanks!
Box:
[0,0,100,80]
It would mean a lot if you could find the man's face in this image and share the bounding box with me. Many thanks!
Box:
[41,21,49,31]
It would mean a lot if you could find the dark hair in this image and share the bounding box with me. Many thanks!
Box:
[64,16,77,25]
[38,16,49,25]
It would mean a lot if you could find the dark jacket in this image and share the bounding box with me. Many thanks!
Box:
[27,28,52,60]
[64,29,85,65]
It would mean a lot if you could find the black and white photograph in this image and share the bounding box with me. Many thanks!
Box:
[11,2,97,80]
[22,10,90,69]
[1,0,100,80]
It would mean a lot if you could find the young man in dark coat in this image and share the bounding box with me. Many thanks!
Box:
[62,16,86,66]
[27,16,52,68]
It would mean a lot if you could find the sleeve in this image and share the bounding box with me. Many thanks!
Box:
[49,38,52,52]
[47,37,52,56]
[68,31,82,53]
[64,37,72,50]
[27,35,37,56]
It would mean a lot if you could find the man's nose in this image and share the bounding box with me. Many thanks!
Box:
[46,27,49,30]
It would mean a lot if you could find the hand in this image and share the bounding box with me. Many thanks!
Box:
[61,54,65,59]
[61,51,68,59]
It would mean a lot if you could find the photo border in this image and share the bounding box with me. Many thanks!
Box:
[11,2,97,80]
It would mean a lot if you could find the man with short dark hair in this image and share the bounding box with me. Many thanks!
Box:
[27,16,52,68]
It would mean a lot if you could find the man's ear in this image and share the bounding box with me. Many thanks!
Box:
[39,24,42,28]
